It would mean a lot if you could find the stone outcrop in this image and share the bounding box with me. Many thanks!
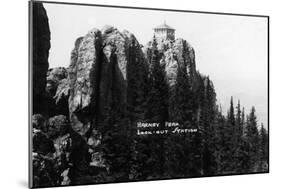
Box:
[54,79,70,107]
[68,26,147,138]
[68,29,102,137]
[32,2,50,114]
[144,38,197,87]
[46,67,68,96]
[45,67,69,116]
[65,26,148,182]
[99,27,132,123]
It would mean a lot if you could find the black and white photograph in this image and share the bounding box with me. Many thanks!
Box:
[29,1,269,188]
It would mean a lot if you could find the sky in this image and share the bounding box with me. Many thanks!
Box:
[44,3,268,127]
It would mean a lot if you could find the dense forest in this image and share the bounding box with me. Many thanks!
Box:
[97,36,269,181]
[31,2,268,188]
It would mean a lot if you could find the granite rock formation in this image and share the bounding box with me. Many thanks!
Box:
[65,26,148,182]
[68,26,147,138]
[144,38,197,87]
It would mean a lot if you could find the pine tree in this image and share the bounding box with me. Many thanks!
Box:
[236,100,243,136]
[245,107,260,171]
[126,37,151,180]
[144,35,169,178]
[127,38,139,119]
[221,97,237,173]
[233,100,245,172]
[146,35,169,123]
[258,123,269,171]
[101,53,132,181]
[228,97,235,126]
[102,104,131,181]
[164,63,195,177]
[241,107,245,135]
[201,77,217,175]
[172,65,193,123]
[213,106,227,174]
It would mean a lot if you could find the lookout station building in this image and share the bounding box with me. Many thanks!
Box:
[153,21,175,42]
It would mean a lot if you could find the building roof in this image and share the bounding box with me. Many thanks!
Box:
[154,21,175,30]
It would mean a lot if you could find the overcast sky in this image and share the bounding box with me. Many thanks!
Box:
[44,3,268,127]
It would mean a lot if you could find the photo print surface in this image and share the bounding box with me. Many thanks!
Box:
[29,1,269,188]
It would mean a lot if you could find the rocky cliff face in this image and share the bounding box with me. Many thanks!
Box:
[144,38,197,87]
[32,2,50,114]
[68,26,147,138]
[68,29,102,137]
[65,26,148,181]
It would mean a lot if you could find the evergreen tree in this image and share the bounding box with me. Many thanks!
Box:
[213,106,227,174]
[126,37,150,180]
[241,107,245,135]
[146,35,169,123]
[228,97,235,126]
[171,65,193,123]
[201,77,217,175]
[233,100,245,172]
[127,38,139,119]
[245,107,260,171]
[258,124,269,171]
[236,100,243,136]
[144,35,169,178]
[221,97,237,173]
[102,104,131,181]
[165,64,194,177]
[101,54,132,181]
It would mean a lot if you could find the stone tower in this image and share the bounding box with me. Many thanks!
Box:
[153,21,175,42]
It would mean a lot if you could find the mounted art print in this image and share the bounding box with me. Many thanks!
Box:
[29,0,269,188]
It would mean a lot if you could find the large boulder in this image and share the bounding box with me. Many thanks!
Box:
[32,114,55,155]
[47,115,70,140]
[45,67,69,116]
[46,67,68,97]
[32,114,47,132]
